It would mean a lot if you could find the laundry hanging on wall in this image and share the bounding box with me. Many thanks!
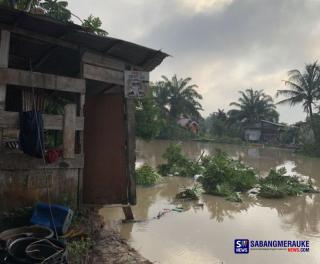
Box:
[18,89,46,158]
[19,111,44,158]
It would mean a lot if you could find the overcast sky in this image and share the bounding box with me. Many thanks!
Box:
[68,0,320,124]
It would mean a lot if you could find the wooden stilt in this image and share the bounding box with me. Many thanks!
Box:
[122,206,134,220]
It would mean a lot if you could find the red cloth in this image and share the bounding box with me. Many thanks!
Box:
[45,149,62,163]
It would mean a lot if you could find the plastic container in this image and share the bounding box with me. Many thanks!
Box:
[31,203,73,235]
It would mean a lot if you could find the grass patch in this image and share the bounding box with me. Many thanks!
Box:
[136,164,162,186]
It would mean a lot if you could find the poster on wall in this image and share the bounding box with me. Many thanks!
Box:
[124,70,149,98]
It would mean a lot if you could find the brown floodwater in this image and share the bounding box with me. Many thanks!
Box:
[100,140,320,264]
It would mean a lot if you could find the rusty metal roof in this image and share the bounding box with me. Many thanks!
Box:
[0,6,169,71]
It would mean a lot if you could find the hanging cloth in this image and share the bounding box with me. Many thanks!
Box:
[19,111,44,158]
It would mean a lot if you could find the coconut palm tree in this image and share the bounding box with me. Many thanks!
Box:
[276,61,320,120]
[154,75,203,120]
[228,88,279,124]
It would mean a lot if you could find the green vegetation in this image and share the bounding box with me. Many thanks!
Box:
[276,62,320,156]
[157,145,318,202]
[136,75,203,140]
[199,152,257,198]
[258,168,317,199]
[82,14,108,36]
[0,0,107,35]
[175,184,202,200]
[157,143,202,177]
[229,88,279,124]
[67,237,93,264]
[135,97,164,140]
[136,164,162,186]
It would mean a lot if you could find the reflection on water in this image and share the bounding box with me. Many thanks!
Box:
[101,140,320,264]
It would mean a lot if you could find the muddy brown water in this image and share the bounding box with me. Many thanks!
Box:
[100,140,320,264]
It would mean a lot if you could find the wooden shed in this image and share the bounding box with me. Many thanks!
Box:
[0,7,168,211]
[244,120,285,143]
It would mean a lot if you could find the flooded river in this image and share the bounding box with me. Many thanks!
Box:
[100,140,320,264]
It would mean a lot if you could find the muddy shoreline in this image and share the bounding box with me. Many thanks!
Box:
[88,210,151,264]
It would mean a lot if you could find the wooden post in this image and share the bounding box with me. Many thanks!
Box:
[122,206,134,221]
[0,30,10,151]
[63,104,76,158]
[126,98,137,205]
[77,93,85,208]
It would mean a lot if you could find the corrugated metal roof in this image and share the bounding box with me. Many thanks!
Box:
[0,6,169,71]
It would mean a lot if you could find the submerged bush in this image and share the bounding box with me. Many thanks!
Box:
[200,152,257,196]
[176,184,202,200]
[157,143,203,177]
[136,164,162,186]
[258,168,317,198]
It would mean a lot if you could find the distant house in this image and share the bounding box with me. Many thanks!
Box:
[177,116,199,134]
[244,120,286,143]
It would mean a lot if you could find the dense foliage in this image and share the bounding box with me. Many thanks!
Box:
[135,97,164,140]
[136,164,162,186]
[258,168,316,198]
[0,0,107,35]
[136,75,203,140]
[175,184,202,200]
[228,88,279,124]
[157,143,202,177]
[199,152,257,195]
[157,145,318,202]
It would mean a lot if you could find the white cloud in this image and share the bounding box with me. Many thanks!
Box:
[67,0,320,124]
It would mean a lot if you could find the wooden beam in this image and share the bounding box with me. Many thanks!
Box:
[63,104,76,159]
[0,68,86,94]
[0,30,10,68]
[82,51,125,71]
[83,63,124,85]
[0,153,84,170]
[0,22,78,50]
[0,110,84,130]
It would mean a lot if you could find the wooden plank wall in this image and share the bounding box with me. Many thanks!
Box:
[0,111,84,130]
[0,68,86,93]
[82,51,125,85]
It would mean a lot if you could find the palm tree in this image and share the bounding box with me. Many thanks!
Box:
[154,75,203,120]
[229,88,279,124]
[276,61,320,120]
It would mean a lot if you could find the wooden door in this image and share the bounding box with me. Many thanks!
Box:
[83,93,128,204]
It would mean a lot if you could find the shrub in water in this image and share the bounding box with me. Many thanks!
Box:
[136,164,162,186]
[200,152,257,196]
[175,184,202,200]
[258,167,317,198]
[157,143,202,177]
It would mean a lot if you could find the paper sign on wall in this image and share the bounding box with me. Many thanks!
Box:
[124,71,149,98]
